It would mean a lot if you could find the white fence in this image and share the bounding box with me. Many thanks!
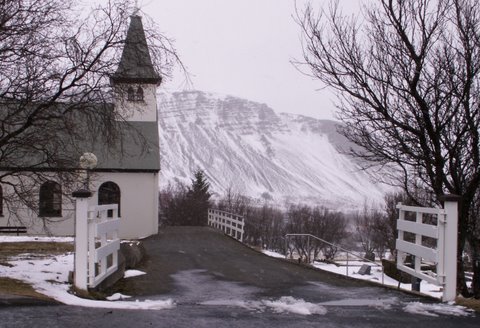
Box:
[87,205,121,288]
[208,209,244,242]
[73,192,120,290]
[396,196,459,302]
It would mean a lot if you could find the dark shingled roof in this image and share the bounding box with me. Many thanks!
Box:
[0,102,160,173]
[92,121,160,172]
[111,15,162,85]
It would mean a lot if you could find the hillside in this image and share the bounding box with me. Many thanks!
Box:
[157,91,387,210]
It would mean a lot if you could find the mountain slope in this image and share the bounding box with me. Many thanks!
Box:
[157,90,387,210]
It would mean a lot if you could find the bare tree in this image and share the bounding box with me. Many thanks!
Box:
[243,204,285,252]
[379,191,415,258]
[159,182,190,226]
[217,186,251,215]
[285,205,313,261]
[354,205,383,260]
[286,204,347,262]
[298,0,480,297]
[0,0,181,224]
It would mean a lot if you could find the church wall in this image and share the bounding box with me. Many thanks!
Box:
[0,171,159,239]
[91,171,159,239]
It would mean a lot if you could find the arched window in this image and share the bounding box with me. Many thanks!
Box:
[98,181,121,217]
[136,86,144,101]
[0,185,3,217]
[39,181,62,217]
[127,86,135,101]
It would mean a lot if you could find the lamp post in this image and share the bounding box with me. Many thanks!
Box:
[73,152,97,291]
[79,152,98,191]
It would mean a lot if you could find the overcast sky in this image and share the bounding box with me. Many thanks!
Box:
[135,0,360,120]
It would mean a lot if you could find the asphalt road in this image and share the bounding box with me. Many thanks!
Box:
[1,226,479,327]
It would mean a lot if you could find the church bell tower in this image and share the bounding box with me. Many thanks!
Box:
[111,13,162,122]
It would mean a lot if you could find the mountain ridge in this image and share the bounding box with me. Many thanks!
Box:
[157,90,387,210]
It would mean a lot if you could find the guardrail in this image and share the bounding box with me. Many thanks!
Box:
[285,233,385,285]
[208,209,244,242]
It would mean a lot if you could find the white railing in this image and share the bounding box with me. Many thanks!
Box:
[73,190,121,291]
[396,196,459,302]
[87,204,121,288]
[208,209,244,242]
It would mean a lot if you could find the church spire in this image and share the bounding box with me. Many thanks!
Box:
[133,0,140,16]
[111,13,162,85]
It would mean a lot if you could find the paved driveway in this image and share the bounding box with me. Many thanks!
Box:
[0,226,478,327]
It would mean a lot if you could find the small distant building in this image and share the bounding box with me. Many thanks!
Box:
[0,14,161,239]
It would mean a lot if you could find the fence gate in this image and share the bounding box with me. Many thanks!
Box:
[208,209,244,242]
[87,205,121,288]
[73,192,121,290]
[396,195,459,302]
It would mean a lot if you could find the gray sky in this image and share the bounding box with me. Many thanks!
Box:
[137,0,360,120]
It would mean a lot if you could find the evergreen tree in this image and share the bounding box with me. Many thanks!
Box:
[187,170,212,226]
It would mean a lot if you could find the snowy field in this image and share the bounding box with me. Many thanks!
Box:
[0,236,475,317]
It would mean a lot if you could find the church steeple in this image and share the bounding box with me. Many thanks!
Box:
[111,14,161,85]
[111,12,161,122]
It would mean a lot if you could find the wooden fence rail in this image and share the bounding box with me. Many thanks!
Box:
[208,209,244,242]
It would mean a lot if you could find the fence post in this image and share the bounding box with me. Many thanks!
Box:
[72,189,92,291]
[285,236,288,259]
[307,235,311,263]
[439,194,460,302]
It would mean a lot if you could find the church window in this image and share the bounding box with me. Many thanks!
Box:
[98,181,121,217]
[39,181,62,217]
[127,87,135,101]
[136,86,144,101]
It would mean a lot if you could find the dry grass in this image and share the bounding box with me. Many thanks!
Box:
[0,277,54,301]
[0,242,73,260]
[456,297,480,312]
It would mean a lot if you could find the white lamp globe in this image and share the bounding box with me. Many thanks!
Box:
[79,152,98,170]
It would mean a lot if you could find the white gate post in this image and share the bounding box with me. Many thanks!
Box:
[440,194,460,302]
[72,189,92,291]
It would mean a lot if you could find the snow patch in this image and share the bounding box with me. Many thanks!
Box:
[0,236,73,243]
[124,270,146,278]
[264,296,327,315]
[202,297,327,316]
[106,293,132,301]
[1,253,174,310]
[319,298,397,309]
[403,302,474,317]
[261,250,284,258]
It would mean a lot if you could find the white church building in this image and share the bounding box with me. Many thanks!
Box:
[0,14,161,239]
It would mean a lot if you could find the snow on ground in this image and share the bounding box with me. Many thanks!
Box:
[106,293,132,301]
[0,236,74,243]
[262,249,443,299]
[262,249,475,317]
[404,302,474,317]
[201,297,327,315]
[262,250,285,259]
[124,269,146,278]
[0,237,174,310]
[312,260,444,299]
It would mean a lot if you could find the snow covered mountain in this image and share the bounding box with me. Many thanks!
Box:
[157,90,387,210]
